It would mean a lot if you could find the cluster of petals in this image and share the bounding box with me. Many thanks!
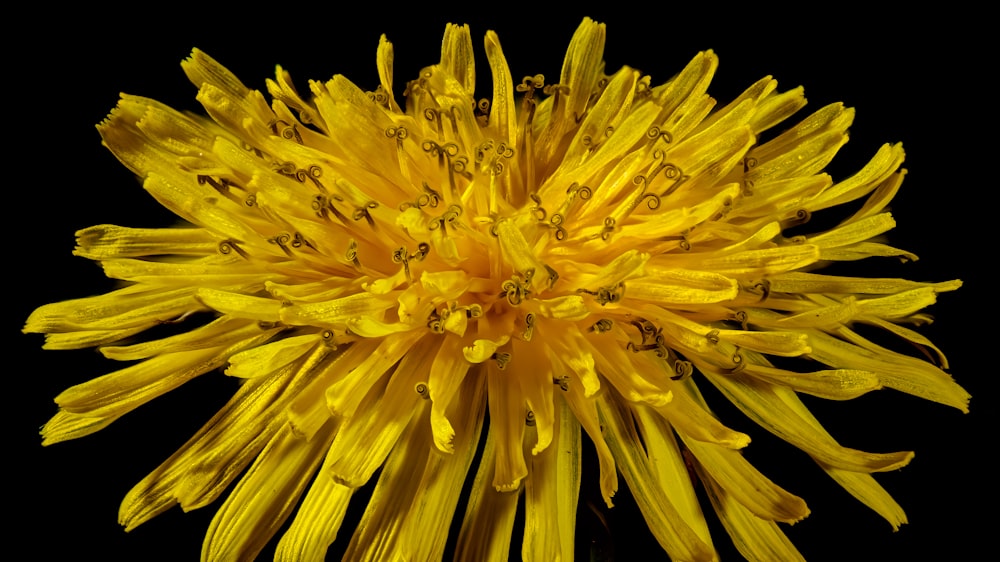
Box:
[26,17,968,561]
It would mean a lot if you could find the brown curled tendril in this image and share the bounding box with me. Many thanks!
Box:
[493,352,512,370]
[553,376,570,391]
[413,242,431,261]
[530,193,547,221]
[392,246,411,280]
[291,232,314,250]
[321,329,337,348]
[742,279,771,301]
[705,330,720,345]
[549,213,567,241]
[579,282,625,306]
[197,175,238,194]
[313,194,349,223]
[384,125,408,142]
[270,119,303,144]
[734,310,750,330]
[366,86,390,107]
[218,239,248,259]
[741,157,758,196]
[729,349,746,373]
[345,239,360,267]
[590,318,613,333]
[501,275,530,306]
[475,98,491,124]
[426,310,445,333]
[517,74,545,94]
[600,217,617,241]
[415,382,431,399]
[352,201,379,227]
[671,360,694,381]
[268,233,293,256]
[787,208,812,226]
[524,409,536,426]
[428,204,463,231]
[646,125,673,144]
[522,313,535,341]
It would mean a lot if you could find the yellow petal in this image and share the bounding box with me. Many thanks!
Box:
[454,428,521,561]
[598,395,717,561]
[202,422,336,562]
[522,396,581,561]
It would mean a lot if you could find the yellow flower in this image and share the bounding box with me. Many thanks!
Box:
[26,17,969,561]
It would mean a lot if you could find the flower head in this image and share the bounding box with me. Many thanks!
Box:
[27,17,968,561]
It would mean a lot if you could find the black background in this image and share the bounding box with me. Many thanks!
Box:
[13,6,991,561]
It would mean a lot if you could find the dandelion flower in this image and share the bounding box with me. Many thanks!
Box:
[27,17,970,561]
